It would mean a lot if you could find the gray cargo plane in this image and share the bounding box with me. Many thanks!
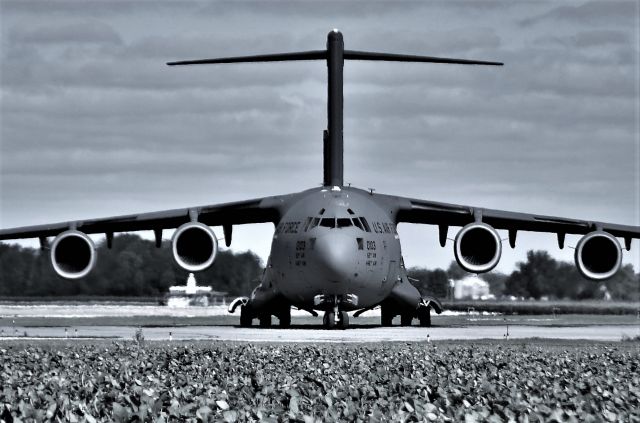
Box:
[1,30,638,329]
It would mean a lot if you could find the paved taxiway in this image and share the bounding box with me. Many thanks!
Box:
[1,324,637,342]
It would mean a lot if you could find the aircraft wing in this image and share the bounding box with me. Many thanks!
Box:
[0,195,286,242]
[377,194,640,248]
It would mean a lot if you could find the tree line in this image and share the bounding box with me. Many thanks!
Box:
[0,234,262,298]
[0,235,638,300]
[408,250,639,301]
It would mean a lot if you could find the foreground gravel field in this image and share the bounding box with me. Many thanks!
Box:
[1,341,638,422]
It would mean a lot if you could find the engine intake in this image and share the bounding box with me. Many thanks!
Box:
[172,222,218,272]
[50,230,97,279]
[454,222,502,273]
[575,231,621,280]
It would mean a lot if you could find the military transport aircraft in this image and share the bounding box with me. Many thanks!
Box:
[1,30,638,329]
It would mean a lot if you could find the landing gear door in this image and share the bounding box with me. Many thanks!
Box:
[385,260,399,287]
[398,256,410,285]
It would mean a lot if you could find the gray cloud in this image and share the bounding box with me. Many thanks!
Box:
[1,1,187,17]
[534,29,630,49]
[9,21,123,45]
[520,0,638,26]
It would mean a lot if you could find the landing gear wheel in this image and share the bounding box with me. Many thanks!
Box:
[279,308,291,328]
[418,307,431,327]
[259,315,272,328]
[240,306,252,327]
[338,311,350,329]
[381,306,394,327]
[400,313,413,327]
[323,311,336,329]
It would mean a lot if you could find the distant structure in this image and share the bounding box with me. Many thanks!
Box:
[166,273,227,307]
[452,276,494,300]
[597,285,612,301]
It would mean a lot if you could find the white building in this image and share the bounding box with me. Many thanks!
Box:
[453,276,494,300]
[166,273,227,307]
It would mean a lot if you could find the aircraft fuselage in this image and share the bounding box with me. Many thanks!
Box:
[260,186,403,311]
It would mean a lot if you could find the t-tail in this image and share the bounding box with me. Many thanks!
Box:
[167,29,503,188]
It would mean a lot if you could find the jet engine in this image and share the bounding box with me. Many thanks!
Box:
[172,222,218,272]
[575,231,622,280]
[454,222,502,273]
[50,230,97,279]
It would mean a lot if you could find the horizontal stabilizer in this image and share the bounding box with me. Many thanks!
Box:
[168,49,502,67]
[167,50,326,66]
[344,50,503,66]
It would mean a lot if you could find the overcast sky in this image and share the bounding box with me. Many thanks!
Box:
[1,0,638,273]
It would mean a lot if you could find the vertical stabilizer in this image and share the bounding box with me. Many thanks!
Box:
[325,30,344,187]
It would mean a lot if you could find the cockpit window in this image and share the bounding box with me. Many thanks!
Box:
[337,218,352,228]
[319,218,335,228]
[309,217,320,230]
[319,208,326,215]
[347,208,355,215]
[359,217,372,232]
[303,217,313,232]
[353,218,364,231]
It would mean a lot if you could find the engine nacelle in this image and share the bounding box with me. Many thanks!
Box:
[50,230,97,279]
[575,231,622,280]
[172,222,218,272]
[454,222,502,273]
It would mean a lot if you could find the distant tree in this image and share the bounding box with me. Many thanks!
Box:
[198,250,264,296]
[446,261,467,281]
[407,267,449,298]
[604,264,640,301]
[502,250,636,300]
[0,234,263,297]
[479,271,508,297]
[505,251,558,299]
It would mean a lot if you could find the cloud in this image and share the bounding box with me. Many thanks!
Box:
[1,1,185,17]
[341,27,502,56]
[9,21,123,45]
[520,0,638,26]
[534,29,630,49]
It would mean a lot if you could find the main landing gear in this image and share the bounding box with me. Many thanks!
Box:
[380,301,433,327]
[238,304,291,328]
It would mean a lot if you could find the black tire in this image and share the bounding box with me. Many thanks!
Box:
[418,307,431,327]
[279,309,291,328]
[323,312,336,329]
[240,306,252,327]
[259,315,272,328]
[339,311,349,329]
[400,313,413,326]
[381,306,394,327]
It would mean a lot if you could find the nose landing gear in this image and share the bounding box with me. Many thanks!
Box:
[322,309,350,329]
[316,294,355,329]
[322,311,336,328]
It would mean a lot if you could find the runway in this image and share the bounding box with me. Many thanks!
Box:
[1,324,638,342]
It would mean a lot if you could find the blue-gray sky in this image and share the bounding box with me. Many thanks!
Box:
[1,0,638,272]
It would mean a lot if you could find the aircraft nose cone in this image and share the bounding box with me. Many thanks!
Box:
[313,233,355,283]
